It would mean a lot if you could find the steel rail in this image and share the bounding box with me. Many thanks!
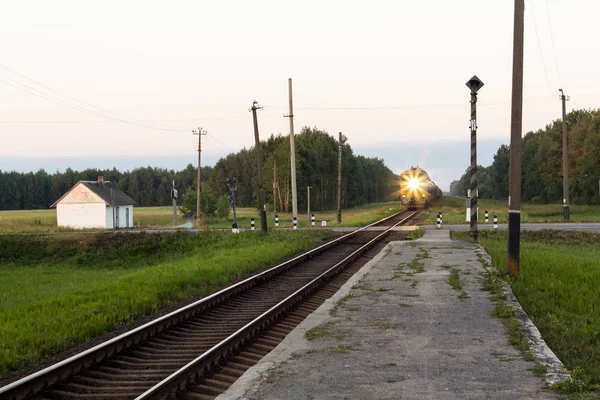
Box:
[135,212,417,399]
[0,210,410,400]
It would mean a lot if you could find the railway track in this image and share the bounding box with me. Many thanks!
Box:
[1,210,421,400]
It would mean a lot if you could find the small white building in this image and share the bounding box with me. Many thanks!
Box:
[51,176,136,229]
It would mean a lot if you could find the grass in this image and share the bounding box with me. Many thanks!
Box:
[304,323,334,341]
[423,196,600,225]
[0,229,332,378]
[0,202,406,234]
[452,229,600,387]
[330,294,354,316]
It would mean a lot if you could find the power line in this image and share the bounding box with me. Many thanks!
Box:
[0,75,187,132]
[546,0,563,88]
[0,63,184,130]
[528,0,554,93]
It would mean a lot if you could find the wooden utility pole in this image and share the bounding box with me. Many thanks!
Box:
[307,186,312,223]
[192,127,207,228]
[508,0,525,277]
[284,78,298,219]
[337,132,347,224]
[251,101,268,232]
[560,88,570,220]
[273,160,277,218]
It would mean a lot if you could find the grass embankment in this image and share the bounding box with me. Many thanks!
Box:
[425,196,600,225]
[453,229,600,389]
[0,202,404,233]
[0,230,332,378]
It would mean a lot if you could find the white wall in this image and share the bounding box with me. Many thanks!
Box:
[57,203,106,229]
[106,205,134,229]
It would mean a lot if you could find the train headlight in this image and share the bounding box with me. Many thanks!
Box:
[408,178,420,190]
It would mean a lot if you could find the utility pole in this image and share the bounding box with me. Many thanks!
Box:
[307,186,312,223]
[251,101,268,232]
[273,160,277,218]
[465,75,484,243]
[171,180,178,228]
[560,88,570,221]
[192,127,207,228]
[337,132,347,224]
[508,0,525,277]
[284,78,298,220]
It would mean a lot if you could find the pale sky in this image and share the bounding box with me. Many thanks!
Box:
[1,0,599,191]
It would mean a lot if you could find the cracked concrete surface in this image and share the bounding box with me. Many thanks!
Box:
[218,229,565,400]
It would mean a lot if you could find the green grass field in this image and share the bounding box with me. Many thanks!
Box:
[453,229,600,389]
[425,196,600,224]
[0,202,405,233]
[0,230,333,378]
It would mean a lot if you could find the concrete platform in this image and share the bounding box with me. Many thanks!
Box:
[218,229,566,400]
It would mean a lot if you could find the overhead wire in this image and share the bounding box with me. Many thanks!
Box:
[545,0,563,88]
[0,63,185,130]
[0,74,187,132]
[528,0,554,94]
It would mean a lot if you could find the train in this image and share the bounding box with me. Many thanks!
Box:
[399,166,442,210]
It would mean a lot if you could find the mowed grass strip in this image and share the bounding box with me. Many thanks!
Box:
[453,229,600,385]
[424,196,600,224]
[0,230,332,378]
[0,202,404,233]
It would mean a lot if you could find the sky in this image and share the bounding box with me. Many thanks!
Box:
[1,0,599,191]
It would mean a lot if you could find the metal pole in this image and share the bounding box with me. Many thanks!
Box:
[470,92,478,243]
[251,101,268,232]
[560,89,570,220]
[508,0,525,277]
[287,78,298,221]
[337,132,344,224]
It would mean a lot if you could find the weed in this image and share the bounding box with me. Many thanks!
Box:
[458,291,470,301]
[410,280,418,289]
[474,337,484,343]
[448,269,462,291]
[305,323,333,341]
[374,362,397,368]
[531,362,548,377]
[552,367,593,394]
[347,307,360,312]
[330,294,354,316]
[374,318,399,329]
[492,304,514,318]
[407,229,425,240]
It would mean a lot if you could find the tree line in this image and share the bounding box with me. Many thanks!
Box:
[450,108,600,204]
[0,127,399,212]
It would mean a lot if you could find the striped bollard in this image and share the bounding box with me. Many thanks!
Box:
[311,213,315,226]
[436,213,441,229]
[485,210,489,223]
[250,218,255,231]
[439,212,443,228]
[493,215,498,229]
[293,216,298,230]
[275,214,279,228]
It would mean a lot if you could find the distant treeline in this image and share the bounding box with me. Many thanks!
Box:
[450,109,600,204]
[0,127,399,211]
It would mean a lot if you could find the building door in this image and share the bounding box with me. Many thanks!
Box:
[125,208,130,228]
[115,207,120,228]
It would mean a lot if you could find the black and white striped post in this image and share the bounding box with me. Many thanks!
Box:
[485,210,489,223]
[440,212,443,228]
[494,215,498,229]
[251,218,255,231]
[311,213,315,226]
[275,214,279,228]
[293,216,298,230]
[466,75,484,243]
[436,213,441,229]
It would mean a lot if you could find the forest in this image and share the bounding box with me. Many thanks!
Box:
[0,127,399,213]
[450,108,600,204]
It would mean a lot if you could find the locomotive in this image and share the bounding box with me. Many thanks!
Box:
[399,166,442,210]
